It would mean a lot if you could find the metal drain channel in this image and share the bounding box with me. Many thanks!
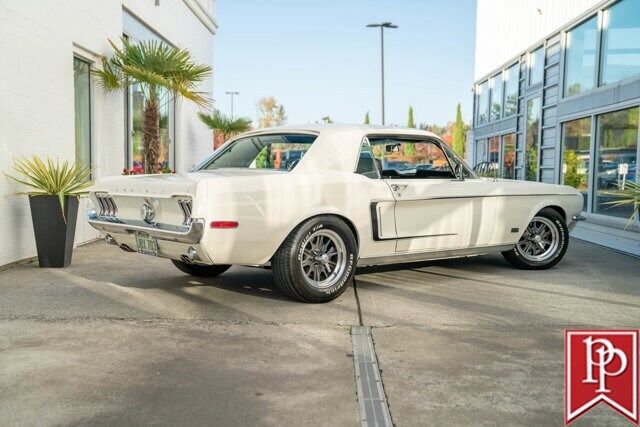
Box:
[351,325,393,427]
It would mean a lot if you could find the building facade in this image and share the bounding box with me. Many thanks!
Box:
[472,0,640,255]
[0,0,217,267]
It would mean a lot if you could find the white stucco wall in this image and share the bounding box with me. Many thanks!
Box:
[0,0,215,267]
[474,0,603,80]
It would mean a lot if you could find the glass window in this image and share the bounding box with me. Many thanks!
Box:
[202,134,316,170]
[475,139,487,166]
[601,0,640,85]
[504,63,519,117]
[561,118,591,211]
[473,135,500,177]
[525,97,541,181]
[368,137,454,179]
[528,47,544,86]
[594,107,638,218]
[73,57,91,170]
[490,73,503,121]
[488,136,500,165]
[564,16,598,96]
[355,140,381,179]
[128,85,172,173]
[476,81,489,125]
[502,133,516,179]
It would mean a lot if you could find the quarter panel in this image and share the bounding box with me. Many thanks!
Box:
[200,172,396,265]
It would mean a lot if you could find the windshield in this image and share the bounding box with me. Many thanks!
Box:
[201,133,317,171]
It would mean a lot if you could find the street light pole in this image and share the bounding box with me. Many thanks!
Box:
[225,91,239,117]
[367,22,397,125]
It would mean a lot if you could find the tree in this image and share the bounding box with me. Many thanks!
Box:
[94,38,211,173]
[405,106,416,156]
[321,116,333,124]
[407,106,415,128]
[452,103,465,157]
[364,111,370,125]
[257,96,286,128]
[197,110,252,148]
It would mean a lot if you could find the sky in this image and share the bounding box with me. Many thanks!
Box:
[213,0,477,127]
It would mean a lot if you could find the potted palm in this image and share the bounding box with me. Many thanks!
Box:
[604,180,640,229]
[5,157,92,267]
[94,38,212,173]
[197,109,252,149]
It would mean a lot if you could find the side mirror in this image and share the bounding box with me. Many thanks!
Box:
[454,162,465,181]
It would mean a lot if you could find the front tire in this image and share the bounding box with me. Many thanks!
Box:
[171,260,232,277]
[502,208,569,270]
[272,216,357,303]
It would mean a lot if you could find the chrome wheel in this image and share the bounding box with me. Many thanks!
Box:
[300,229,347,289]
[517,216,559,262]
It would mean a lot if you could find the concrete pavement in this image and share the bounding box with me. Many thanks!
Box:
[0,239,638,426]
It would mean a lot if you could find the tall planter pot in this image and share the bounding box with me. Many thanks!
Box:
[28,195,79,268]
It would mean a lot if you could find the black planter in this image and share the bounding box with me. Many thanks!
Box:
[28,195,79,268]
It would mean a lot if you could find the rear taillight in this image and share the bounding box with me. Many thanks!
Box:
[210,221,239,229]
[95,193,118,219]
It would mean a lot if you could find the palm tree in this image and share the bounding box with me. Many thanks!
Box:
[197,110,252,145]
[94,38,211,173]
[604,181,640,228]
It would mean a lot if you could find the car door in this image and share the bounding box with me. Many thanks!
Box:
[368,135,511,253]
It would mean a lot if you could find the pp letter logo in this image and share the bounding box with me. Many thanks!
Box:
[565,330,639,424]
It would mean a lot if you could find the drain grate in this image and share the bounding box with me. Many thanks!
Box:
[351,325,393,427]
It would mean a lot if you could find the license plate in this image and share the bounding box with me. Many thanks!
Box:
[136,233,158,256]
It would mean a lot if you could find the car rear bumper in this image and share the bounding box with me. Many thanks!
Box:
[87,217,205,244]
[87,217,213,264]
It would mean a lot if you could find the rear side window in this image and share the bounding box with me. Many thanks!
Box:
[367,137,455,179]
[202,134,316,171]
[355,140,381,179]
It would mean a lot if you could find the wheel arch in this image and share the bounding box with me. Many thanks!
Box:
[272,212,361,258]
[540,205,566,222]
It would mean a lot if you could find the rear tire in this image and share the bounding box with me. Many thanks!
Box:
[272,216,357,303]
[502,208,569,270]
[171,260,231,277]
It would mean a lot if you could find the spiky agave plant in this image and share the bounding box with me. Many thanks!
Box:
[5,156,93,220]
[93,38,212,173]
[603,180,640,228]
[197,110,252,143]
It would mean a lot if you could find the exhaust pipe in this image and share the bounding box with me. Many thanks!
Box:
[187,246,200,262]
[104,234,118,246]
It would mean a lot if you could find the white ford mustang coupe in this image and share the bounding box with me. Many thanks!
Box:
[88,125,584,303]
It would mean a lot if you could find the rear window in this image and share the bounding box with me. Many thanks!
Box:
[202,134,317,171]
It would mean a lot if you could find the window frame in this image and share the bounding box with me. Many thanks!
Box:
[559,116,593,211]
[598,0,640,87]
[524,96,543,181]
[72,54,93,177]
[562,14,599,98]
[197,131,319,171]
[593,106,640,222]
[361,134,477,180]
[489,71,504,122]
[475,80,490,125]
[122,17,177,172]
[528,46,544,87]
[500,133,517,179]
[354,137,382,179]
[503,62,520,118]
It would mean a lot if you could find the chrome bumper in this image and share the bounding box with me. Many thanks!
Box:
[568,214,586,231]
[87,217,205,244]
